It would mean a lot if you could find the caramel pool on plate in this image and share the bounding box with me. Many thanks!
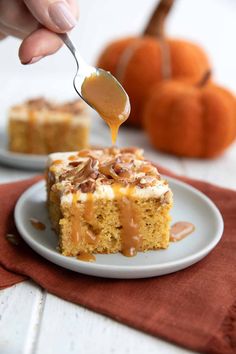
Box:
[81,70,130,144]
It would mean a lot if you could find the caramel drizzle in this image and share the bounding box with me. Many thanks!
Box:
[52,159,63,165]
[30,218,46,231]
[71,194,84,244]
[68,155,77,161]
[113,185,142,257]
[170,222,195,242]
[71,192,98,261]
[71,185,141,258]
[81,71,130,145]
[77,252,96,262]
[84,193,99,245]
[84,193,94,223]
[28,110,36,153]
[108,121,123,146]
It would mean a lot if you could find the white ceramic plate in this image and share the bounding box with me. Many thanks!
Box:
[14,178,224,279]
[0,132,47,170]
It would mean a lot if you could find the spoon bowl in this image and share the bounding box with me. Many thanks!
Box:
[59,33,130,143]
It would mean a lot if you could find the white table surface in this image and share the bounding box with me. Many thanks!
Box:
[1,0,236,352]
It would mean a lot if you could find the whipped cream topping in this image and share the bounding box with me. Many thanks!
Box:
[48,147,171,201]
[9,98,90,124]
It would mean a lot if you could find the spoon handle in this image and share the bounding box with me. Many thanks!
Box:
[58,33,79,68]
[58,33,76,54]
[58,33,90,73]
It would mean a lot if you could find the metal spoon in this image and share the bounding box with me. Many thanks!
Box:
[58,33,129,113]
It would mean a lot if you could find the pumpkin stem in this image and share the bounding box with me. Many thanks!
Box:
[196,70,211,88]
[143,0,175,38]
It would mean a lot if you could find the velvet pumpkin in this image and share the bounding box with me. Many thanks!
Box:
[143,72,236,158]
[97,0,210,127]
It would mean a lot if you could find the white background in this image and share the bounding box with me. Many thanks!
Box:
[0,1,236,354]
[1,0,236,88]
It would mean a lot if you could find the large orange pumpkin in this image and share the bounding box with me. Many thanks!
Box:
[143,72,236,158]
[97,0,210,127]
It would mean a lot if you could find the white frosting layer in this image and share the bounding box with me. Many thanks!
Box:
[61,183,170,203]
[9,108,90,125]
[48,151,171,202]
[48,151,82,164]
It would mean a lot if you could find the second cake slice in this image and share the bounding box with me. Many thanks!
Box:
[8,98,90,154]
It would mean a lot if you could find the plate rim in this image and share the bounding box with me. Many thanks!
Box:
[14,177,224,274]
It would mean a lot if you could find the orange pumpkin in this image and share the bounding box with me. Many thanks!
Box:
[143,72,236,158]
[97,0,210,127]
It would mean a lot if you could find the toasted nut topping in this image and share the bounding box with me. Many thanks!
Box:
[49,147,165,193]
[139,178,147,185]
[161,191,172,205]
[80,180,96,193]
[69,161,82,167]
[6,233,20,246]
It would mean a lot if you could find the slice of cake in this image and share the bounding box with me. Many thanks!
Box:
[8,98,90,154]
[47,147,173,258]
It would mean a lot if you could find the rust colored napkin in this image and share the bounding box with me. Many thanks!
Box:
[0,171,236,354]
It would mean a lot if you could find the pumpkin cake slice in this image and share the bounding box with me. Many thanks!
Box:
[46,147,173,259]
[8,97,90,154]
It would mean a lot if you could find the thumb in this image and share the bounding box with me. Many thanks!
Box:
[24,0,77,33]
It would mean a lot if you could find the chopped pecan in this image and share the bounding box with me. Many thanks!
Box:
[6,233,20,246]
[73,158,98,184]
[90,171,99,180]
[59,168,77,181]
[118,179,129,187]
[161,191,172,205]
[97,177,113,185]
[99,162,118,180]
[68,161,82,167]
[113,163,124,174]
[136,176,157,188]
[60,158,98,185]
[113,164,131,178]
[80,180,96,193]
[120,156,134,164]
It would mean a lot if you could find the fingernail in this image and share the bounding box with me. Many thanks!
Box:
[22,56,43,65]
[49,1,77,31]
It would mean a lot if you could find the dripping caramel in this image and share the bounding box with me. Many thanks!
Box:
[113,184,142,257]
[81,70,130,144]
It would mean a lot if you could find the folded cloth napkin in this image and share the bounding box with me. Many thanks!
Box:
[0,170,236,354]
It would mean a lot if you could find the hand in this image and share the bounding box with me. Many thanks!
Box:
[0,0,78,64]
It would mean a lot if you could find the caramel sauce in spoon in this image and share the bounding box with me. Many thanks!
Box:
[81,70,130,144]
